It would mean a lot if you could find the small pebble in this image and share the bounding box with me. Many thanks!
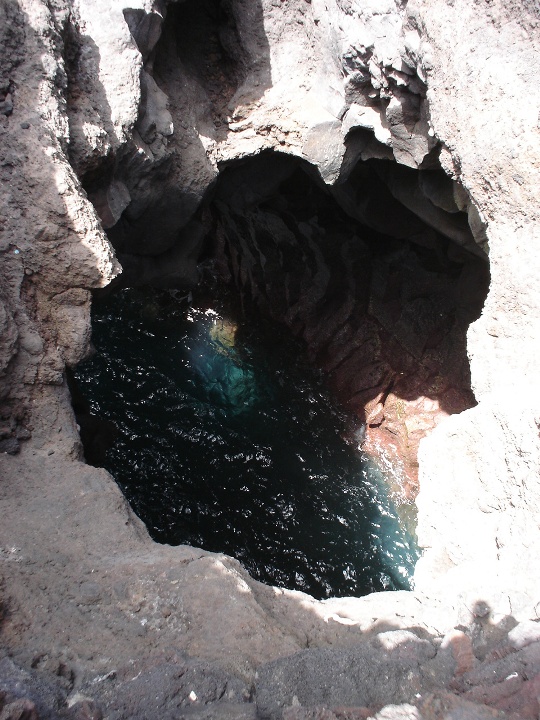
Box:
[0,94,13,115]
[47,449,55,456]
[20,121,30,129]
[0,437,20,455]
[473,600,490,618]
[78,581,102,605]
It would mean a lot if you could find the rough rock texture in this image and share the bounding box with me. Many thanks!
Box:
[410,0,540,619]
[415,390,540,616]
[2,0,540,717]
[0,0,119,439]
[208,155,488,495]
[4,447,540,719]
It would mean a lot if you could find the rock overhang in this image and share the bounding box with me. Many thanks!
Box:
[1,0,540,715]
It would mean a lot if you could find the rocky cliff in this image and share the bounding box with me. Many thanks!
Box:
[1,0,540,717]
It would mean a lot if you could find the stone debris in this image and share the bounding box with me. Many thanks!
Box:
[254,628,540,719]
[0,439,20,456]
[0,698,39,720]
[1,0,540,718]
[0,93,13,117]
[507,622,540,651]
[2,626,540,719]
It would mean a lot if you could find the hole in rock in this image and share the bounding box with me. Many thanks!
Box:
[74,288,418,599]
[74,151,490,600]
[153,0,250,118]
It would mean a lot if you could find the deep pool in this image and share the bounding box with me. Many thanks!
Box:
[74,287,419,599]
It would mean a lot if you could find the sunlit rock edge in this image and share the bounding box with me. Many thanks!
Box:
[1,0,540,717]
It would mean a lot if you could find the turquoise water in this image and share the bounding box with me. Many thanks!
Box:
[75,287,419,599]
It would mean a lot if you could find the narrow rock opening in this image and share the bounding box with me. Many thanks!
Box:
[152,0,250,122]
[73,145,489,599]
[94,0,271,256]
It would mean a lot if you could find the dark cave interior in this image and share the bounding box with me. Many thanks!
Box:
[72,147,490,597]
[82,148,490,495]
[66,0,491,597]
[199,150,490,491]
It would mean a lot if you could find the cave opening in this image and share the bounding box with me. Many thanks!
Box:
[73,149,490,600]
[201,150,490,495]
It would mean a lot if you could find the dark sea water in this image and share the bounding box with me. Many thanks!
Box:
[75,287,419,599]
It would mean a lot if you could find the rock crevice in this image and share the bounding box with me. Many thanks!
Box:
[1,0,540,717]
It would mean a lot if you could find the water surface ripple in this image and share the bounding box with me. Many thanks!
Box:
[75,288,419,599]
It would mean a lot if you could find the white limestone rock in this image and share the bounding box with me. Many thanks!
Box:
[416,387,540,618]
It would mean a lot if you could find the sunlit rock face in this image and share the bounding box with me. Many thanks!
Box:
[61,0,538,614]
[1,3,540,717]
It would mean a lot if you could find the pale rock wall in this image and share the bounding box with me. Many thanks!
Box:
[412,0,540,397]
[416,389,540,616]
[67,0,142,175]
[411,0,540,612]
[0,0,118,446]
[0,2,540,712]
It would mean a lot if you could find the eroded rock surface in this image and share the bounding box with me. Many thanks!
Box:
[0,0,119,441]
[208,154,488,494]
[1,0,540,717]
